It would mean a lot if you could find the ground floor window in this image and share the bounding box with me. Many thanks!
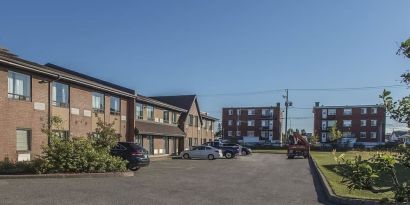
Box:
[148,136,154,155]
[53,130,70,140]
[164,137,170,154]
[135,134,143,146]
[16,129,31,151]
[188,138,193,148]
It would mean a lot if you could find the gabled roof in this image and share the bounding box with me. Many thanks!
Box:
[150,95,197,111]
[136,95,187,112]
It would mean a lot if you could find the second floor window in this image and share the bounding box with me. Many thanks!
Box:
[8,71,31,101]
[343,120,352,127]
[163,111,169,123]
[136,103,143,119]
[343,109,352,115]
[147,106,154,121]
[194,116,199,127]
[52,82,69,107]
[188,114,194,126]
[110,96,120,115]
[248,120,255,126]
[92,92,105,113]
[172,112,178,124]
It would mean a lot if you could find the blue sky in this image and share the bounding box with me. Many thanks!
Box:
[1,0,409,132]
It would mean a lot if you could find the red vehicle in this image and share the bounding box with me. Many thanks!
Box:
[287,132,310,159]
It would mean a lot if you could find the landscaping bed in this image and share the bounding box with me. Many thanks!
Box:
[310,151,410,201]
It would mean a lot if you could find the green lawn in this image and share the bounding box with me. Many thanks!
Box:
[310,151,410,201]
[252,149,287,154]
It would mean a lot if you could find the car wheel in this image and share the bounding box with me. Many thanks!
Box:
[241,150,247,156]
[183,153,190,159]
[225,152,233,159]
[129,166,140,171]
[208,154,215,160]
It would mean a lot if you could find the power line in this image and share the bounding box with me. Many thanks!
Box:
[197,84,406,97]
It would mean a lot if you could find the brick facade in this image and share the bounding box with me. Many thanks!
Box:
[313,103,386,146]
[222,105,282,143]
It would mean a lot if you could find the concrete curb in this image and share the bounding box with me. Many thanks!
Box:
[309,155,384,205]
[0,171,134,179]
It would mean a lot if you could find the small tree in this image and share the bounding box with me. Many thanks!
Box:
[88,119,119,152]
[329,125,342,149]
[309,135,319,145]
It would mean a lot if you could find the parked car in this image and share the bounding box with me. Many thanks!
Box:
[111,142,150,171]
[203,141,240,159]
[223,143,252,155]
[180,146,222,160]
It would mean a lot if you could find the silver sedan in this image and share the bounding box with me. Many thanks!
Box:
[180,146,222,160]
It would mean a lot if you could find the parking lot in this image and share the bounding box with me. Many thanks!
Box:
[0,154,329,205]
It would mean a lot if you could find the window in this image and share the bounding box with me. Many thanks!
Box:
[327,120,337,128]
[261,131,272,139]
[321,133,327,142]
[343,120,352,127]
[163,111,169,123]
[247,131,255,136]
[236,120,241,126]
[228,109,233,115]
[237,109,241,115]
[172,112,178,124]
[209,122,213,131]
[262,109,273,116]
[361,108,367,115]
[53,130,70,140]
[262,120,273,127]
[248,109,255,115]
[371,120,377,127]
[370,132,377,139]
[236,131,241,137]
[188,138,192,147]
[135,135,143,146]
[92,92,105,113]
[194,116,199,127]
[371,108,378,114]
[248,120,255,126]
[361,120,367,127]
[8,71,31,101]
[147,106,154,121]
[360,132,367,138]
[136,104,143,119]
[342,132,351,138]
[110,96,120,115]
[188,114,194,126]
[194,138,198,146]
[227,131,233,137]
[228,120,233,126]
[16,129,31,151]
[321,121,327,130]
[343,108,352,115]
[52,82,69,107]
[328,109,336,116]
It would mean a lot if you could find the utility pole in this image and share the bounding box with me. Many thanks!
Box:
[283,89,292,144]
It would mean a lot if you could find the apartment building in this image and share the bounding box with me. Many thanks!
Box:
[313,102,386,146]
[222,104,282,143]
[150,95,217,152]
[134,95,186,155]
[0,48,135,161]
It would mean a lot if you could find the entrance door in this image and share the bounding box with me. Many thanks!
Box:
[164,137,170,154]
[147,136,154,155]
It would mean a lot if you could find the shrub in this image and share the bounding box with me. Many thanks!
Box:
[0,158,41,175]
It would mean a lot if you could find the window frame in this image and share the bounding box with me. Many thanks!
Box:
[16,129,32,152]
[188,114,194,126]
[136,103,144,120]
[172,112,178,124]
[52,82,69,108]
[371,120,377,127]
[8,71,32,102]
[110,96,121,115]
[147,105,154,121]
[343,108,352,115]
[343,120,352,127]
[163,110,170,123]
[92,92,105,113]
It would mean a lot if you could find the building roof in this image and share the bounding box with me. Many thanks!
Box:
[201,113,218,121]
[0,49,135,98]
[46,63,135,95]
[136,95,187,112]
[313,105,384,109]
[135,120,185,137]
[150,95,197,111]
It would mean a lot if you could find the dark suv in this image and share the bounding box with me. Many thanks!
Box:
[111,142,150,171]
[203,141,240,159]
